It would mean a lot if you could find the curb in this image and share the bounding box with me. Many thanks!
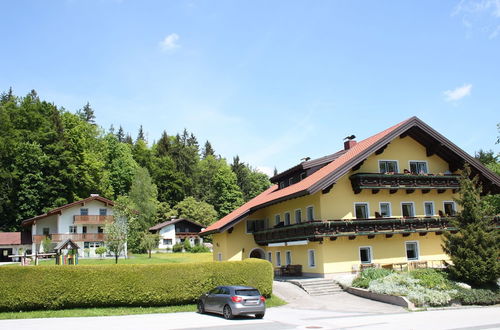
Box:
[346,287,416,310]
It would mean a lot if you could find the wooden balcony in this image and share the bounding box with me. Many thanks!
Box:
[73,215,114,225]
[253,217,458,245]
[349,173,460,194]
[33,233,106,244]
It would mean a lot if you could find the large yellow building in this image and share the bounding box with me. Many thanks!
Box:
[201,117,500,277]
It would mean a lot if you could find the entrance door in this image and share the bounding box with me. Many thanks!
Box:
[249,248,265,259]
[0,248,13,262]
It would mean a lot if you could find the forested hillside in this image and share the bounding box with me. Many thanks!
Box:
[0,89,271,235]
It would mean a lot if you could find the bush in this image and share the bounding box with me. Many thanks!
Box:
[95,247,107,258]
[183,240,192,252]
[453,288,500,305]
[0,259,273,312]
[409,269,454,290]
[172,243,183,253]
[190,244,210,253]
[352,268,393,288]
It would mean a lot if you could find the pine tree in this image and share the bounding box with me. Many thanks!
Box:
[78,102,96,124]
[117,126,125,142]
[442,164,499,287]
[136,125,146,143]
[202,140,215,159]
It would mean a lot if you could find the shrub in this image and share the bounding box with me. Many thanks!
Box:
[190,244,210,253]
[409,269,454,290]
[0,259,273,312]
[183,240,192,252]
[95,247,107,258]
[352,268,393,288]
[172,243,183,253]
[453,288,500,305]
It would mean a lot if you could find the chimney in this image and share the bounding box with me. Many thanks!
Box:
[344,140,357,150]
[90,194,99,197]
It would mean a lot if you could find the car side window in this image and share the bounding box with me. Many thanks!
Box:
[221,287,230,295]
[209,287,220,295]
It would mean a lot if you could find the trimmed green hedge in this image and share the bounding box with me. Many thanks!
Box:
[0,259,273,312]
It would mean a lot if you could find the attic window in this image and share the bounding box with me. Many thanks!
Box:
[288,177,294,186]
[246,219,265,233]
[279,181,285,189]
[300,172,306,180]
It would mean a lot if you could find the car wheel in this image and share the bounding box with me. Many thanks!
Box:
[197,301,205,314]
[223,305,233,320]
[255,313,265,319]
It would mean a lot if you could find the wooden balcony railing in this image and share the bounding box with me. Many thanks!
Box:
[349,173,460,194]
[73,215,114,225]
[33,233,106,244]
[253,217,459,245]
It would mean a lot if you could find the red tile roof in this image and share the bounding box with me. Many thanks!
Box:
[201,116,500,235]
[0,232,21,245]
[21,195,115,227]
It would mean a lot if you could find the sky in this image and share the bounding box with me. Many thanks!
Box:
[1,0,499,176]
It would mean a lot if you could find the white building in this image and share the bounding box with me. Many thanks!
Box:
[0,232,31,262]
[149,218,205,250]
[21,194,126,258]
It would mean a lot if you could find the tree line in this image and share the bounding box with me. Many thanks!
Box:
[0,89,271,251]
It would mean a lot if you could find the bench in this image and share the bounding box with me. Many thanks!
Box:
[280,264,302,276]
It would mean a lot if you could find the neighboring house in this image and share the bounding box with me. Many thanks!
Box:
[149,218,205,250]
[21,194,126,258]
[0,232,31,262]
[200,116,500,277]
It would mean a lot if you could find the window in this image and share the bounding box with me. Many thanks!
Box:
[380,203,391,217]
[276,251,282,266]
[42,228,49,236]
[84,242,90,248]
[288,177,294,186]
[306,206,314,221]
[406,242,419,260]
[355,203,369,219]
[285,251,292,265]
[284,212,291,226]
[279,181,285,189]
[379,160,398,173]
[410,161,428,174]
[295,209,302,224]
[217,252,222,261]
[69,226,77,234]
[424,202,434,216]
[359,247,372,264]
[82,226,87,234]
[99,208,107,216]
[300,172,306,180]
[80,208,88,216]
[246,219,265,233]
[267,252,272,263]
[444,202,456,216]
[163,239,173,245]
[401,202,415,218]
[308,249,316,268]
[275,214,281,225]
[97,226,104,233]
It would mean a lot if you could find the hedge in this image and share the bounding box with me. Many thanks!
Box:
[0,259,273,312]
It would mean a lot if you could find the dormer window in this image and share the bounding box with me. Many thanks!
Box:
[288,177,294,186]
[300,172,306,180]
[279,181,285,189]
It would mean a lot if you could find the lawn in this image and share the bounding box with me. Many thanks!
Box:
[0,295,287,320]
[38,252,213,265]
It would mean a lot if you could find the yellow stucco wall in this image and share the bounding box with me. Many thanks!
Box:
[212,135,458,274]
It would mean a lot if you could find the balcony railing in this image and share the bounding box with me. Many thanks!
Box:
[253,217,457,245]
[349,173,460,194]
[33,233,106,244]
[73,215,114,225]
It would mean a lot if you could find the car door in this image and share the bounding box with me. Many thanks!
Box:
[204,287,220,312]
[214,287,230,313]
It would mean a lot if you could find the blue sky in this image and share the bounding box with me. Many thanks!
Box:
[1,0,499,175]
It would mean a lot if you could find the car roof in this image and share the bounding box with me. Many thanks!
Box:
[223,286,258,290]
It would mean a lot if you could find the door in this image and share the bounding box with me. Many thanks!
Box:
[0,248,13,262]
[204,287,220,312]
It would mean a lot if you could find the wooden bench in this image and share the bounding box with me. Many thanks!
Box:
[280,264,302,276]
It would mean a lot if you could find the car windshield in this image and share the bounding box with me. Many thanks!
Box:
[235,289,260,296]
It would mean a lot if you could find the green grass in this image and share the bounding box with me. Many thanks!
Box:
[38,252,212,265]
[0,295,287,320]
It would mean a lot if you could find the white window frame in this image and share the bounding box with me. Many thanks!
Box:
[379,202,391,218]
[217,252,222,261]
[284,212,291,226]
[285,250,292,266]
[99,208,108,216]
[378,159,399,173]
[300,172,306,180]
[409,160,429,174]
[276,251,282,266]
[288,177,294,186]
[405,241,420,261]
[80,208,89,216]
[274,214,281,225]
[69,225,77,234]
[443,201,457,216]
[245,219,265,234]
[424,201,435,216]
[359,246,373,264]
[306,205,315,221]
[267,251,272,263]
[279,181,285,189]
[294,209,302,224]
[308,249,316,268]
[401,202,415,218]
[354,202,370,219]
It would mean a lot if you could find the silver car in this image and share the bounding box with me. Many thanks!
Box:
[197,285,266,319]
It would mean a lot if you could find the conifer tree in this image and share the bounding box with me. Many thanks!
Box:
[202,140,215,159]
[117,126,125,142]
[442,164,499,287]
[78,102,96,123]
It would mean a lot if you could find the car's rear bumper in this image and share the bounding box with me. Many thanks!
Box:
[230,302,266,315]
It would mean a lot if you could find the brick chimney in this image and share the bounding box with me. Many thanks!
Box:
[344,140,357,150]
